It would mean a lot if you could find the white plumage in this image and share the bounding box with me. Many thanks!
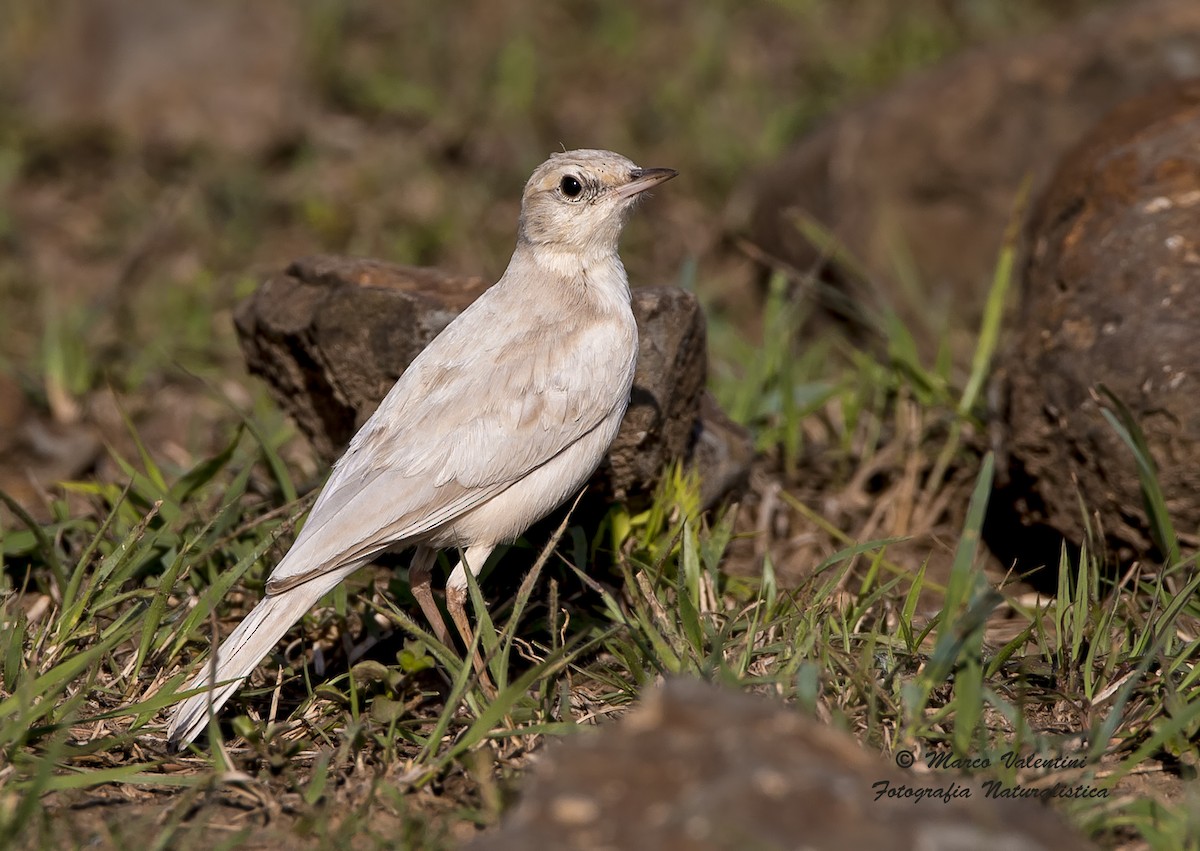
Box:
[167,149,676,746]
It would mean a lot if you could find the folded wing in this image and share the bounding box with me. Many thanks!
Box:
[266,297,631,592]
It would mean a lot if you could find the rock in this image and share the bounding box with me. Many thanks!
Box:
[0,372,102,523]
[472,680,1093,851]
[234,255,750,507]
[602,286,719,504]
[15,0,306,155]
[234,256,487,456]
[691,393,756,510]
[743,0,1200,354]
[999,81,1200,559]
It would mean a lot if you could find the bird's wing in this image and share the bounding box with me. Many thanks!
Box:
[266,289,634,591]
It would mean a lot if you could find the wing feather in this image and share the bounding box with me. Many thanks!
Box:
[265,279,635,590]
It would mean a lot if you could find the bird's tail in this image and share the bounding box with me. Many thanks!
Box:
[167,569,350,748]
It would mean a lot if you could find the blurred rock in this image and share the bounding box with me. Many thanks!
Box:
[0,372,28,457]
[473,679,1092,851]
[999,81,1200,559]
[744,0,1200,353]
[234,255,750,507]
[0,372,101,523]
[17,0,305,154]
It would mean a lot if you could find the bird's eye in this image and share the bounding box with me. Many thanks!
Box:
[560,175,583,198]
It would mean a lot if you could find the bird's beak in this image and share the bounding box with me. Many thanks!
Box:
[616,167,678,200]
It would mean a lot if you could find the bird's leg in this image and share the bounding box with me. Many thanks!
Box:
[409,546,452,647]
[446,544,496,682]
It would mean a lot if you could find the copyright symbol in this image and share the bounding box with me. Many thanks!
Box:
[895,750,915,769]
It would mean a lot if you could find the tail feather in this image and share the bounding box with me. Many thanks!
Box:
[167,569,351,748]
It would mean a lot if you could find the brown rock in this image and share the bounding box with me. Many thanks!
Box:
[473,680,1093,851]
[691,393,756,510]
[1000,81,1200,558]
[744,0,1200,353]
[16,0,306,154]
[234,256,487,457]
[234,255,750,506]
[0,372,102,523]
[604,286,705,500]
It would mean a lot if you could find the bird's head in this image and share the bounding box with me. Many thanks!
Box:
[517,149,677,257]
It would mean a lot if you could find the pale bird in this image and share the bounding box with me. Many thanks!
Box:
[167,149,677,747]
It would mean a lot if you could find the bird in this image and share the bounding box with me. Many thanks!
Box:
[167,149,677,747]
